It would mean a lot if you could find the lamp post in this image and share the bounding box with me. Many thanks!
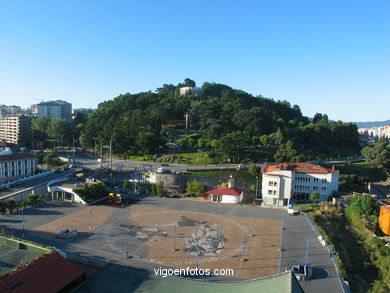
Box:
[93,137,98,158]
[88,208,92,235]
[255,176,259,198]
[21,206,25,237]
[72,135,75,161]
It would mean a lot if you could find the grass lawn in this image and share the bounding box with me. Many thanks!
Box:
[123,155,155,162]
[187,169,258,183]
[324,161,387,182]
[179,152,217,165]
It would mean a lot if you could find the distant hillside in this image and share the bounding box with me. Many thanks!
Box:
[354,120,390,128]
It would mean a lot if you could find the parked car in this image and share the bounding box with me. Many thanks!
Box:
[288,204,296,215]
[237,164,248,170]
[292,263,313,280]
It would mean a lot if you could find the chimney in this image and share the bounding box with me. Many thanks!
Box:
[228,174,235,188]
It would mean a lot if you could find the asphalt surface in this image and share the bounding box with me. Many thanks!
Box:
[71,152,243,172]
[0,199,343,292]
[0,170,75,199]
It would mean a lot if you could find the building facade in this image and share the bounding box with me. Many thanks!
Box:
[358,124,390,139]
[0,115,32,145]
[261,163,339,206]
[205,177,244,204]
[35,100,72,120]
[0,153,37,184]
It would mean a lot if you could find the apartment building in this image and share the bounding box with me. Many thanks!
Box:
[0,115,32,145]
[261,163,339,206]
[0,153,37,184]
[35,100,72,120]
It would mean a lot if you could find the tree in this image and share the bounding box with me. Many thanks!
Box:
[348,194,378,219]
[73,182,107,202]
[311,192,319,203]
[186,180,206,196]
[5,198,17,214]
[0,201,6,215]
[274,140,304,163]
[152,184,157,197]
[183,78,196,87]
[248,164,261,177]
[32,116,51,141]
[362,139,390,175]
[47,118,73,144]
[27,194,40,207]
[157,182,164,197]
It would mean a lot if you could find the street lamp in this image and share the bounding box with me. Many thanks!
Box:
[255,176,259,198]
[93,137,98,158]
[72,135,75,161]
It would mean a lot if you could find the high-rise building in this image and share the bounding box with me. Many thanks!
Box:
[35,100,72,120]
[0,115,32,146]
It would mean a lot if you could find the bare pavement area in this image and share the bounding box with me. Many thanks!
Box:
[0,198,343,292]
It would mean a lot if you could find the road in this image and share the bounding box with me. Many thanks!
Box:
[0,170,75,199]
[71,152,243,172]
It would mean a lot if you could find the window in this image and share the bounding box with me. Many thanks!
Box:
[313,186,318,191]
[322,178,327,183]
[268,190,273,195]
[273,190,277,195]
[268,181,277,186]
[313,178,319,183]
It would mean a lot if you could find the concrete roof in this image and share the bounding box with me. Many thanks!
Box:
[82,264,304,293]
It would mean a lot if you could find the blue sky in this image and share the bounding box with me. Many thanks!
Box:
[0,0,389,122]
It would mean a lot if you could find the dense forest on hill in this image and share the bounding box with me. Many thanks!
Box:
[80,79,360,163]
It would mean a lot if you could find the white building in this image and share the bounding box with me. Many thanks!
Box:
[205,177,244,204]
[0,153,37,184]
[179,86,202,96]
[261,163,339,206]
[48,178,87,204]
[358,124,390,139]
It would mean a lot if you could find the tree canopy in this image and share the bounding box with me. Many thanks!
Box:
[79,79,361,162]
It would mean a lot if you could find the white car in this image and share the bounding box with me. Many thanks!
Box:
[288,204,295,215]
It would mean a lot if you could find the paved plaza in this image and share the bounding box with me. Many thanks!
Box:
[0,198,343,292]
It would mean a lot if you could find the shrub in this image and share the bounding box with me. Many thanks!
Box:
[5,198,17,214]
[73,182,107,202]
[348,194,378,219]
[186,180,206,196]
[157,182,164,197]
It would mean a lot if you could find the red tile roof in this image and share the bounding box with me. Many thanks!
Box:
[262,163,334,174]
[206,187,243,196]
[0,251,86,293]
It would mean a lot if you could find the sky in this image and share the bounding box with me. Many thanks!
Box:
[0,0,389,122]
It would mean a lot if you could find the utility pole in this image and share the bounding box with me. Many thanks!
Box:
[109,137,112,170]
[93,137,97,158]
[88,208,92,235]
[173,224,177,251]
[21,207,25,237]
[255,176,259,198]
[124,228,129,258]
[305,240,310,264]
[72,135,75,161]
[184,113,190,133]
[196,239,200,269]
[100,139,103,167]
